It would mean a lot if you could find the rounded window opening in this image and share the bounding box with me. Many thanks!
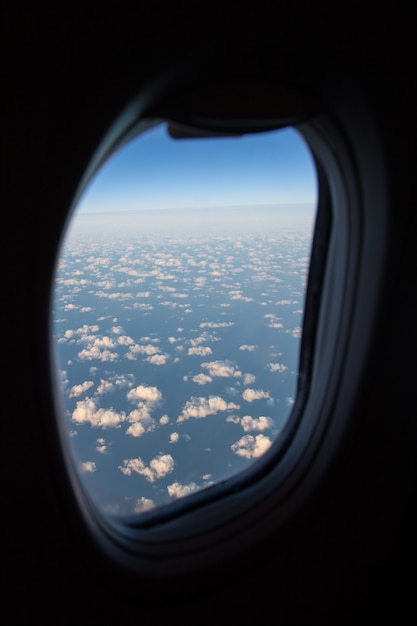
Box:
[51,122,318,520]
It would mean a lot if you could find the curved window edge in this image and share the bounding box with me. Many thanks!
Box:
[48,87,389,577]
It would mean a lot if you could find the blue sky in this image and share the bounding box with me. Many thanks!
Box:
[74,124,317,215]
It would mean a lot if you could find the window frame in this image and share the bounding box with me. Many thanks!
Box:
[48,69,389,576]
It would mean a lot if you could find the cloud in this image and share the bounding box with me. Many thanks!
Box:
[132,302,154,311]
[227,414,273,432]
[189,332,220,347]
[95,290,134,300]
[127,405,151,420]
[199,321,235,328]
[96,374,134,394]
[95,379,115,395]
[127,385,162,404]
[192,373,213,385]
[123,385,163,435]
[117,335,135,346]
[119,454,174,482]
[125,407,156,438]
[69,380,94,398]
[239,344,257,352]
[243,373,256,385]
[78,345,119,362]
[134,497,156,513]
[169,432,179,443]
[242,388,272,403]
[94,336,116,348]
[128,343,159,356]
[125,422,146,437]
[71,397,125,428]
[240,415,274,432]
[80,461,96,472]
[229,291,254,302]
[65,324,99,339]
[201,360,242,378]
[187,346,213,356]
[96,280,114,289]
[146,354,168,365]
[264,314,284,329]
[96,438,108,454]
[167,482,200,498]
[267,362,288,372]
[231,434,273,459]
[177,395,240,423]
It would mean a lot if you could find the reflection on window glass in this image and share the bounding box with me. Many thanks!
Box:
[51,123,317,517]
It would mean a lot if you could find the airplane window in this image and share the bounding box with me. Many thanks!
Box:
[51,122,318,521]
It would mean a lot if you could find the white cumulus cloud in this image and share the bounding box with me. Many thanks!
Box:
[146,354,168,365]
[134,497,155,513]
[187,346,213,356]
[80,461,96,473]
[192,373,213,385]
[267,362,288,372]
[199,321,235,328]
[201,360,242,378]
[78,345,119,362]
[119,454,174,482]
[231,434,272,459]
[127,385,162,404]
[72,397,125,428]
[243,373,256,385]
[167,482,200,498]
[69,380,94,398]
[242,388,272,403]
[240,415,273,432]
[177,395,240,423]
[95,379,115,395]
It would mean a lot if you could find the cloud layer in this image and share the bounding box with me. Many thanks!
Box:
[53,224,312,516]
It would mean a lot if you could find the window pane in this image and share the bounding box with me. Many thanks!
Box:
[51,124,317,518]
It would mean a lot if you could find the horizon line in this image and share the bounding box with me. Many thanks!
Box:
[77,202,316,217]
